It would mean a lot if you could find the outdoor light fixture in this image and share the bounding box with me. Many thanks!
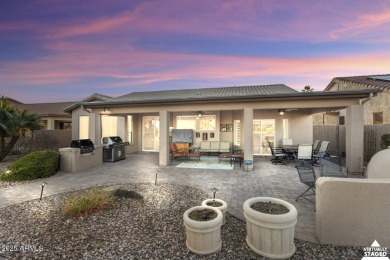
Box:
[279,110,285,116]
[198,112,202,118]
[40,182,47,201]
[211,187,219,202]
[155,171,159,186]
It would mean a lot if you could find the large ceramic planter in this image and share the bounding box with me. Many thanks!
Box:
[183,206,223,254]
[243,197,298,259]
[201,199,228,225]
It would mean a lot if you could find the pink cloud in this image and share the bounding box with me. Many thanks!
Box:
[3,40,388,92]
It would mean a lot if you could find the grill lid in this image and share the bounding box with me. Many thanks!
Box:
[71,139,95,148]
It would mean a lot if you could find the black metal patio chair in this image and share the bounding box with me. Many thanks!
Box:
[267,140,286,165]
[295,160,317,202]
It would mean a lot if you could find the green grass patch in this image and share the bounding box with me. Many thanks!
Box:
[0,150,59,182]
[62,188,114,217]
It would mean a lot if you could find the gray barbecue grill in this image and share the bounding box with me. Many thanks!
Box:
[102,136,129,162]
[70,139,95,154]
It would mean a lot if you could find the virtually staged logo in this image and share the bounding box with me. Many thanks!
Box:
[362,240,389,260]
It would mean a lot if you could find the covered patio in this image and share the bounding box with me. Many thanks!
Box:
[66,85,379,175]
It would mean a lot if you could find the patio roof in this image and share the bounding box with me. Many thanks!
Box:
[64,84,381,112]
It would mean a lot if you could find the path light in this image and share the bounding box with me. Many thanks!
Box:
[40,182,47,201]
[211,188,219,202]
[155,171,159,186]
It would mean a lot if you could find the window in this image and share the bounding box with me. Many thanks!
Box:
[127,115,133,143]
[234,120,241,146]
[59,122,72,130]
[79,116,89,139]
[101,115,118,137]
[176,115,216,130]
[373,112,383,125]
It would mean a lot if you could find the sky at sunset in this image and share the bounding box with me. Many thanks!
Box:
[1,0,390,103]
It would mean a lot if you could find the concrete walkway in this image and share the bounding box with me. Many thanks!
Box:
[0,153,351,243]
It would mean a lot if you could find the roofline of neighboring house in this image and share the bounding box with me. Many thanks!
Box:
[38,114,72,118]
[325,76,390,91]
[64,89,381,113]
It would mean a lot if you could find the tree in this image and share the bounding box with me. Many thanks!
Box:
[0,96,41,162]
[302,85,314,92]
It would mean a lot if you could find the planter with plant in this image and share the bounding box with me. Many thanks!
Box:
[243,197,297,259]
[380,134,390,149]
[183,206,223,255]
[201,199,227,225]
[201,188,227,225]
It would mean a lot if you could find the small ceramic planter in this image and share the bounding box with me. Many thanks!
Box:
[183,206,223,255]
[243,197,298,259]
[201,199,228,225]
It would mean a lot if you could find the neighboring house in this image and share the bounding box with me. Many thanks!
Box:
[317,74,390,125]
[65,84,378,174]
[5,97,74,130]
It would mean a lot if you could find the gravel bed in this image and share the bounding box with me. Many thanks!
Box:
[0,183,363,259]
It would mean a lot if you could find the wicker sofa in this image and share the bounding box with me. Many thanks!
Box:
[199,141,230,155]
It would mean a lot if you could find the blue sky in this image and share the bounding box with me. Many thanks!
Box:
[1,0,390,103]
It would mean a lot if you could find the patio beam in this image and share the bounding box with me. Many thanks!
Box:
[345,105,364,174]
[159,110,170,166]
[243,108,254,170]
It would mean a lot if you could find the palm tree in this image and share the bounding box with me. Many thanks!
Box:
[302,85,314,92]
[0,96,41,162]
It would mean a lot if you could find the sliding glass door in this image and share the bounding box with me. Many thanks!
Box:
[142,116,160,151]
[253,119,275,155]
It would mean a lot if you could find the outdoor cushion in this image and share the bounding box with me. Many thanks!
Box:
[219,142,230,153]
[199,141,211,151]
[209,141,220,152]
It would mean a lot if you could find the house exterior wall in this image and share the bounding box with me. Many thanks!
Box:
[289,113,314,145]
[327,82,390,125]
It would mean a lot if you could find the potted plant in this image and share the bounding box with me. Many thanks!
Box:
[380,134,390,149]
[201,188,228,225]
[243,197,297,259]
[201,199,227,225]
[183,206,223,254]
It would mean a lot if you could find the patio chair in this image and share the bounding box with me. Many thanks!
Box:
[267,140,286,165]
[186,147,201,162]
[313,140,321,154]
[296,144,313,162]
[312,141,330,176]
[169,143,186,162]
[295,160,317,202]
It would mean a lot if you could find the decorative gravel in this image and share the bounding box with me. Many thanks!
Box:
[0,183,363,259]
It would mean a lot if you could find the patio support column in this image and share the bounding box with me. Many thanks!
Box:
[243,108,254,170]
[159,110,170,166]
[345,105,364,174]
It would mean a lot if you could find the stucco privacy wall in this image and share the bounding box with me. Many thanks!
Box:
[316,177,390,247]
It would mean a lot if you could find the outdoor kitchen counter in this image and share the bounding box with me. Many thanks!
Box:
[59,145,103,173]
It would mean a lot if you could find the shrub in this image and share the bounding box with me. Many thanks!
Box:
[0,150,59,182]
[381,134,390,149]
[62,188,114,217]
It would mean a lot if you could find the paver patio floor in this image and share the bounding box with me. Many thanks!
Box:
[0,153,354,243]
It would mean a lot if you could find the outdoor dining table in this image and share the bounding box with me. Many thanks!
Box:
[282,145,298,154]
[282,145,298,164]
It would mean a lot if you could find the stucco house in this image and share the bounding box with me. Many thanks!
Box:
[5,97,74,130]
[64,84,379,174]
[315,74,390,126]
